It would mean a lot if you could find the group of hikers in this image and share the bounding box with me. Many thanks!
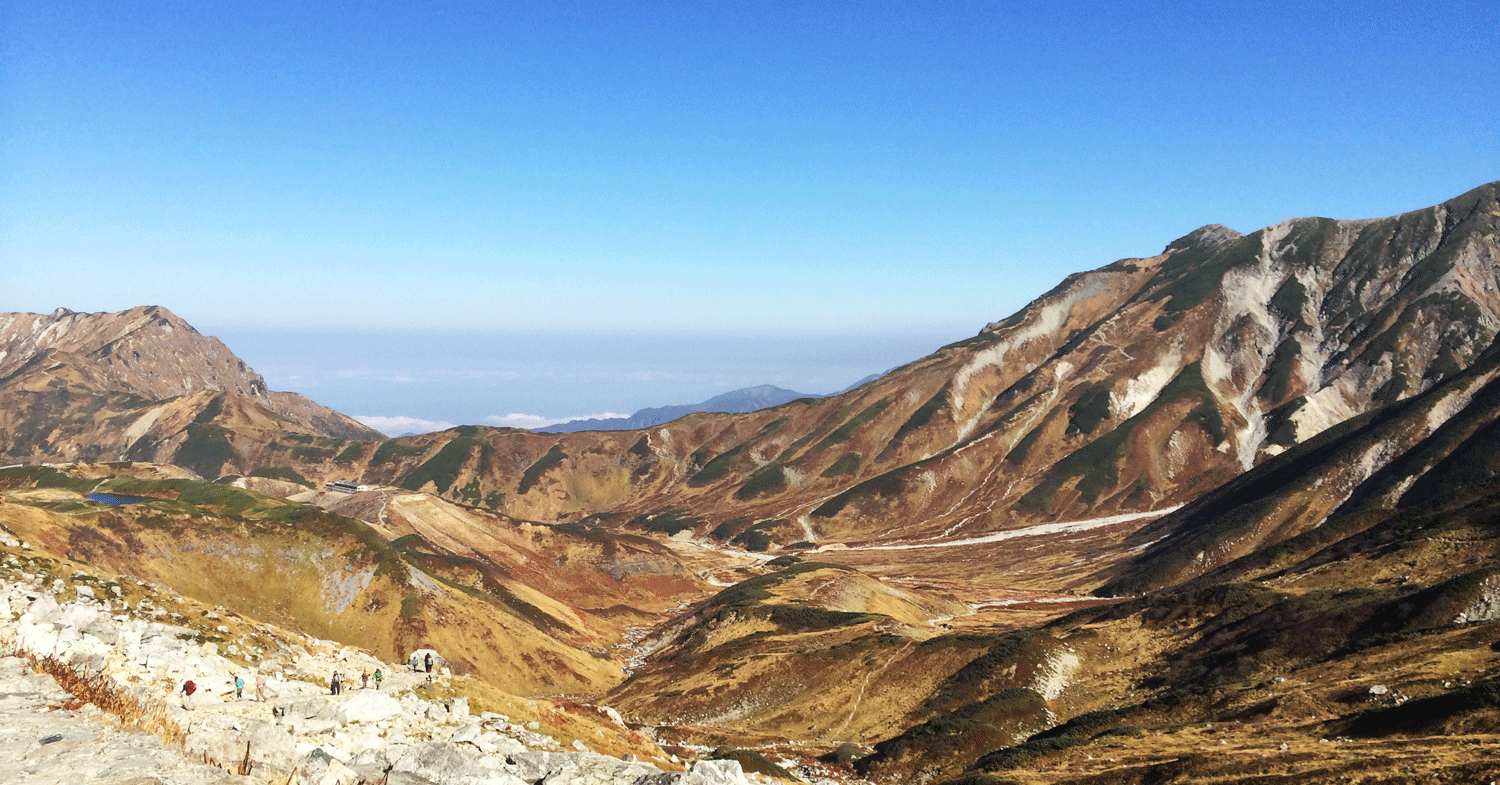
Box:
[181,651,440,708]
[180,672,267,709]
[327,668,384,694]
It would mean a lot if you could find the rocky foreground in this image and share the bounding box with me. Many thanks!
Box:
[0,543,778,785]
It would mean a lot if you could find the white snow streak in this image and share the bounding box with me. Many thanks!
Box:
[842,506,1183,552]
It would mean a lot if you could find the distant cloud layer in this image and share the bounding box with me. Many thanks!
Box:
[354,415,457,437]
[486,412,628,429]
[353,412,633,436]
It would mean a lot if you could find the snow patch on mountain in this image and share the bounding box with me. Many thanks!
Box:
[1114,351,1181,421]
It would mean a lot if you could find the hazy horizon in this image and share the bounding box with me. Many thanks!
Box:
[209,324,958,436]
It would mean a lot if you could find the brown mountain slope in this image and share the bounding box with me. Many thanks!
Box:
[606,559,983,741]
[0,462,715,696]
[249,181,1500,565]
[829,327,1500,780]
[0,305,269,400]
[0,306,382,471]
[1093,327,1500,596]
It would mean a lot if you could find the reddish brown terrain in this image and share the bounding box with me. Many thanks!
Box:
[4,182,1500,782]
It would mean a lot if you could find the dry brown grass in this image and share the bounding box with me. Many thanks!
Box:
[12,645,186,746]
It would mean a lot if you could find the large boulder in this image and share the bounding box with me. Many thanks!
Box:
[475,732,525,757]
[249,722,300,772]
[539,752,659,785]
[58,601,99,630]
[633,760,750,785]
[390,742,525,785]
[277,697,335,722]
[511,752,578,782]
[23,594,61,625]
[447,696,470,720]
[685,760,750,785]
[186,718,298,773]
[335,690,403,724]
[345,746,404,782]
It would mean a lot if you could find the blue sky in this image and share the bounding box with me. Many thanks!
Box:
[3,2,1497,433]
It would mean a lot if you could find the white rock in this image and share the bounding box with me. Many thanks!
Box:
[59,602,99,630]
[25,594,60,624]
[476,732,525,756]
[541,752,659,785]
[336,690,404,724]
[391,741,521,785]
[314,758,360,785]
[447,696,469,720]
[450,723,481,745]
[685,759,751,785]
[597,705,626,726]
[511,752,580,782]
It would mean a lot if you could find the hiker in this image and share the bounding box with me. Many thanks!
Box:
[234,674,244,700]
[373,669,383,689]
[361,670,369,689]
[255,673,267,702]
[410,653,420,672]
[424,653,433,673]
[330,671,341,695]
[181,679,197,710]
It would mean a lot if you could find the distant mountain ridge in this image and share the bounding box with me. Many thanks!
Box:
[538,374,887,432]
[538,384,818,432]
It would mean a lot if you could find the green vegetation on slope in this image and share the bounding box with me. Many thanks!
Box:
[518,444,567,494]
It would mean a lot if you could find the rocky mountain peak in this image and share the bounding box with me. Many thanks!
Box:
[1163,223,1244,253]
[0,305,263,400]
[0,307,383,467]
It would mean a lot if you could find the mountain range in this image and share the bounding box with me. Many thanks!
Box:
[538,374,888,433]
[537,384,822,433]
[4,181,1500,781]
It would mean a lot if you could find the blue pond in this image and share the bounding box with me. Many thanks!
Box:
[86,493,152,506]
